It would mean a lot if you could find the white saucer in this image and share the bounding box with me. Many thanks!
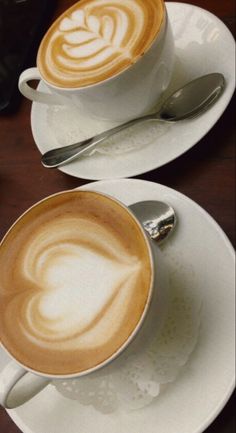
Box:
[31,2,235,180]
[2,179,235,433]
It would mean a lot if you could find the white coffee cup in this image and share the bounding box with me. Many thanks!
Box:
[0,190,168,409]
[18,2,174,122]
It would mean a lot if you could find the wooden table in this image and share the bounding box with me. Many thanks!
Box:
[0,0,235,432]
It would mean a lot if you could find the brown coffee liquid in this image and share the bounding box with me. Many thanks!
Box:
[0,191,152,375]
[37,0,164,88]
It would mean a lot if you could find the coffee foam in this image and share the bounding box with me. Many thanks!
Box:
[0,191,152,375]
[37,0,164,88]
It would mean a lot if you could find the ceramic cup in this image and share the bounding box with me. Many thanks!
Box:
[18,2,174,122]
[0,190,168,408]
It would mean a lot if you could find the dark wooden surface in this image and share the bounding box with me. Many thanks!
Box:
[0,0,235,432]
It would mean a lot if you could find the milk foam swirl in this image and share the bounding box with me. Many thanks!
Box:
[38,0,164,87]
[0,191,152,374]
[18,217,142,350]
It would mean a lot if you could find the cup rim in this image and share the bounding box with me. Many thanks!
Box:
[36,0,166,92]
[0,188,155,379]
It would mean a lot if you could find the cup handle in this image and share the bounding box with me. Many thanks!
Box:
[0,360,50,408]
[18,67,64,105]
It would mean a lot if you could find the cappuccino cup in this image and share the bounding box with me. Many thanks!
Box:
[0,189,167,408]
[18,0,174,121]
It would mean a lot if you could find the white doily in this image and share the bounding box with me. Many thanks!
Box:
[46,103,170,156]
[53,244,202,413]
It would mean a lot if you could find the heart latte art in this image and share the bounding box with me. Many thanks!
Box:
[37,0,164,88]
[0,191,152,375]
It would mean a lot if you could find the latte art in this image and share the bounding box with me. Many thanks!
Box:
[0,191,152,375]
[19,218,142,349]
[37,0,164,88]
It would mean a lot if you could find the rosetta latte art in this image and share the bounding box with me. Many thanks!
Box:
[37,0,164,88]
[0,191,152,374]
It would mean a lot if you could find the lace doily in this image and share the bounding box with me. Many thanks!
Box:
[53,245,202,413]
[46,104,169,156]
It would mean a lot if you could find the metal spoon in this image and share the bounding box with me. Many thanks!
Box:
[42,73,225,169]
[129,200,176,244]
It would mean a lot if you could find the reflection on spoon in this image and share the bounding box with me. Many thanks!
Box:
[129,201,176,244]
[41,73,225,168]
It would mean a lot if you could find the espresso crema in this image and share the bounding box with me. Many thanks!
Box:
[37,0,164,88]
[0,191,152,375]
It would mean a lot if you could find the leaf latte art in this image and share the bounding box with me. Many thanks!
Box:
[0,191,152,375]
[37,0,164,88]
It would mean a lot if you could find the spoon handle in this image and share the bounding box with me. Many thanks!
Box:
[41,113,155,168]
